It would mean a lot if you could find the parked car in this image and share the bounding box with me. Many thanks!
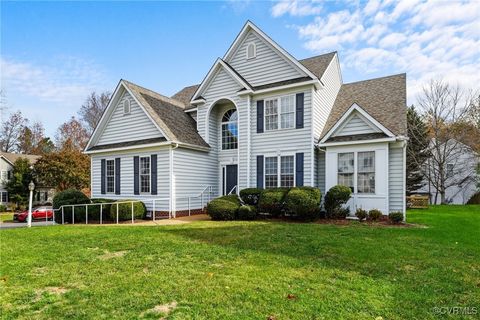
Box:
[14,206,53,222]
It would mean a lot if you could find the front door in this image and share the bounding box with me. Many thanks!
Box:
[223,165,238,195]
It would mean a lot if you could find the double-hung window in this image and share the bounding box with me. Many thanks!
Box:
[265,155,295,188]
[357,151,375,193]
[337,151,376,194]
[265,95,295,131]
[1,192,8,203]
[140,156,151,193]
[1,170,7,182]
[106,160,115,193]
[338,153,354,192]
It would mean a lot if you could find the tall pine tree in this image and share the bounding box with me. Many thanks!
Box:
[406,106,430,194]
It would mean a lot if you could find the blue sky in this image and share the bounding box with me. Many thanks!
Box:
[1,0,479,137]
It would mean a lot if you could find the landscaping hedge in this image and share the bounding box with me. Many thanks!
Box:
[324,185,351,218]
[368,209,382,221]
[207,197,239,220]
[285,187,321,221]
[467,192,480,204]
[53,189,90,223]
[355,208,368,221]
[88,198,115,221]
[388,211,404,224]
[239,188,262,206]
[258,188,289,217]
[109,200,146,221]
[237,205,256,220]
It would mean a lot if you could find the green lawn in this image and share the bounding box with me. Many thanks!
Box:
[1,205,479,319]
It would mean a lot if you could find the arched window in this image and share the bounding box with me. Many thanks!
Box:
[246,42,256,60]
[221,109,238,150]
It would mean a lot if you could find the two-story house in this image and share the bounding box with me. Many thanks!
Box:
[85,21,407,218]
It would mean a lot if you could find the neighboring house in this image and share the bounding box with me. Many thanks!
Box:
[85,21,407,217]
[417,140,479,204]
[0,152,55,207]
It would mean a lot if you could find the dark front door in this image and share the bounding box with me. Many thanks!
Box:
[224,165,238,195]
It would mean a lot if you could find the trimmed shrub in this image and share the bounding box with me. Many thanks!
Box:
[389,211,404,224]
[239,188,262,206]
[237,205,256,220]
[207,199,239,220]
[0,204,7,212]
[258,188,289,217]
[53,189,90,223]
[88,198,115,221]
[368,209,382,221]
[324,185,351,218]
[467,192,480,204]
[109,200,146,221]
[221,194,241,205]
[355,208,368,221]
[285,187,321,221]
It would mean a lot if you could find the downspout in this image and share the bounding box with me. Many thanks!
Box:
[246,95,251,188]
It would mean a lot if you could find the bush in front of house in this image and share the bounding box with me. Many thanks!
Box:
[368,209,382,221]
[285,187,321,221]
[239,188,262,206]
[109,200,146,221]
[221,194,241,205]
[237,205,257,220]
[324,185,352,219]
[88,198,115,221]
[258,188,289,217]
[53,189,91,223]
[355,208,368,221]
[388,211,404,224]
[207,197,239,220]
[466,192,480,204]
[0,204,7,212]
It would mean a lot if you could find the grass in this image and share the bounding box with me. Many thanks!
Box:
[1,205,479,319]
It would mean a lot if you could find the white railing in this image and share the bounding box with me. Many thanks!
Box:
[51,186,215,225]
[227,185,237,195]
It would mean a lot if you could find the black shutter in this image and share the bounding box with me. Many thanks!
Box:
[257,100,264,133]
[134,156,140,195]
[257,155,264,188]
[151,154,157,195]
[296,153,304,187]
[101,159,106,194]
[115,158,121,195]
[296,93,304,129]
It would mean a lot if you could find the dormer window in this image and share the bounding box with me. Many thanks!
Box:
[123,99,131,114]
[246,42,256,60]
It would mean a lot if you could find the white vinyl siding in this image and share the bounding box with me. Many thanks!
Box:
[333,112,381,137]
[228,30,304,87]
[389,145,404,212]
[97,91,163,146]
[317,150,326,194]
[91,146,170,211]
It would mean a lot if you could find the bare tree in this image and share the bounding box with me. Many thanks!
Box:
[78,91,111,134]
[0,111,27,153]
[416,80,478,204]
[55,116,90,151]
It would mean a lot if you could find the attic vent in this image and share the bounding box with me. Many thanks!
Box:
[123,99,131,114]
[246,42,256,60]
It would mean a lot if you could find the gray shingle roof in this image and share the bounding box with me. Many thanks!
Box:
[122,80,210,148]
[171,84,199,108]
[1,152,40,165]
[320,73,407,140]
[299,52,337,79]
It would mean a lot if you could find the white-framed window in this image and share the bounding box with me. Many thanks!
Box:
[246,42,256,59]
[140,156,151,193]
[1,191,8,203]
[357,151,375,194]
[338,153,354,192]
[123,99,131,114]
[265,155,295,188]
[265,95,295,131]
[265,157,278,188]
[106,160,115,193]
[221,109,238,150]
[337,151,376,194]
[1,170,7,182]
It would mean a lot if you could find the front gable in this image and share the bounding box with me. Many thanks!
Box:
[332,111,382,137]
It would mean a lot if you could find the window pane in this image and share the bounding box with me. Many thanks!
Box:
[265,157,278,188]
[357,151,375,193]
[280,156,294,187]
[280,96,295,129]
[265,99,278,131]
[140,157,151,193]
[221,109,238,150]
[338,153,354,192]
[106,160,115,193]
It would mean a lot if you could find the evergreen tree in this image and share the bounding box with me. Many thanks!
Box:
[406,106,430,194]
[6,158,34,207]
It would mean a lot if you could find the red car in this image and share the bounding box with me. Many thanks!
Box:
[14,206,54,222]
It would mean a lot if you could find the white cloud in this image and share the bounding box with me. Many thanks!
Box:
[0,56,108,105]
[271,0,322,17]
[275,0,480,104]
